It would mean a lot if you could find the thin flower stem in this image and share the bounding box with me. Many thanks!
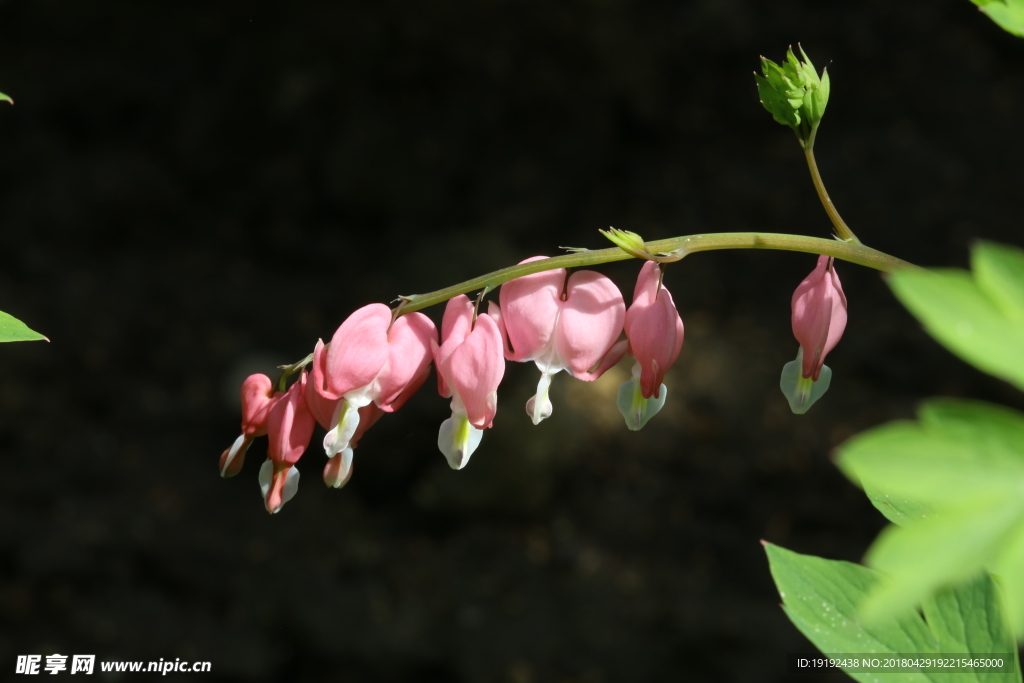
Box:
[397,232,914,315]
[804,138,860,244]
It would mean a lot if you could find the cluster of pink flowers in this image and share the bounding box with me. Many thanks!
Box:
[219,254,847,513]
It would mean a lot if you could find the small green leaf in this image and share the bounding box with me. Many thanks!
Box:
[766,543,1021,682]
[888,266,1024,391]
[0,91,11,105]
[599,227,649,259]
[0,310,47,342]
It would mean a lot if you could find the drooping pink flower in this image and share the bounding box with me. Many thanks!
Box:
[615,261,685,430]
[219,373,280,478]
[433,295,505,469]
[624,260,685,400]
[260,372,316,514]
[491,257,626,424]
[791,255,847,381]
[312,304,437,471]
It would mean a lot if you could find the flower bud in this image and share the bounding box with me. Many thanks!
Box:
[755,45,830,145]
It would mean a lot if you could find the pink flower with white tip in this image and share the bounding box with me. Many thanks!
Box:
[259,371,316,514]
[312,303,437,474]
[491,256,626,425]
[304,371,383,490]
[433,295,505,469]
[618,260,684,430]
[219,373,280,478]
[780,255,848,414]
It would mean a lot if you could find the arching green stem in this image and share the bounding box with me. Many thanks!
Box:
[397,232,914,315]
[803,125,859,244]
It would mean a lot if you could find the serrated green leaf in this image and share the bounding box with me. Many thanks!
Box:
[921,574,1021,682]
[837,397,1024,638]
[837,402,1024,506]
[0,310,47,342]
[766,543,1021,682]
[766,543,938,680]
[888,266,1024,391]
[860,498,1024,623]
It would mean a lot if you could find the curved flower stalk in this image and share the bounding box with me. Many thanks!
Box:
[259,372,316,514]
[617,261,684,430]
[219,373,280,478]
[780,255,848,414]
[312,304,437,467]
[433,295,505,470]
[491,256,626,425]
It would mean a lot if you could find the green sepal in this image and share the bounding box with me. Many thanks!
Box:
[0,310,48,342]
[779,349,832,414]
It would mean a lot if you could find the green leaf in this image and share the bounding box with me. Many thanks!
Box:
[921,573,1021,682]
[0,91,11,105]
[862,484,935,527]
[970,0,1024,37]
[0,310,47,342]
[836,398,1024,635]
[973,241,1024,324]
[860,498,1024,623]
[838,400,1024,507]
[766,543,1021,682]
[766,543,938,676]
[887,265,1024,391]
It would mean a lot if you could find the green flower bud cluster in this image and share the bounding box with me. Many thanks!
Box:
[755,45,829,147]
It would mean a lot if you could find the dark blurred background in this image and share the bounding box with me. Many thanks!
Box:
[2,0,1023,680]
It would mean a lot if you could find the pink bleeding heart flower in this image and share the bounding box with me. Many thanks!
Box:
[219,373,280,478]
[313,304,437,475]
[618,260,684,430]
[780,255,847,414]
[433,294,505,469]
[491,256,626,424]
[791,255,847,381]
[259,372,316,514]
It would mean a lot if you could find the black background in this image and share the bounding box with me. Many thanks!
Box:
[2,0,1023,681]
